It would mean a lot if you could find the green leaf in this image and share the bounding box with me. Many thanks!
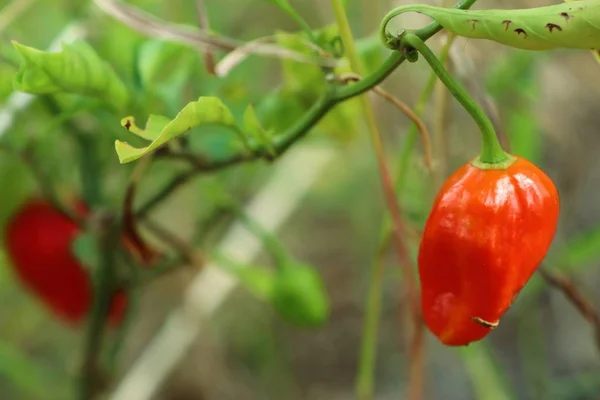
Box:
[115,96,238,163]
[135,39,197,111]
[273,28,361,142]
[12,40,130,111]
[136,40,190,86]
[383,2,600,51]
[276,31,324,95]
[243,104,264,137]
[270,263,330,327]
[0,63,17,101]
[71,232,100,271]
[357,35,388,75]
[243,105,275,156]
[120,114,171,141]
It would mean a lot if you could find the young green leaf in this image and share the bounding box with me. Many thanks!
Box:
[243,105,275,157]
[381,1,600,51]
[273,28,361,142]
[115,96,238,163]
[136,40,191,86]
[243,104,264,136]
[12,40,130,110]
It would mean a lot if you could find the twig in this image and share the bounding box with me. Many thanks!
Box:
[538,267,600,352]
[143,218,205,268]
[215,34,335,77]
[194,0,215,75]
[337,72,433,173]
[92,0,338,68]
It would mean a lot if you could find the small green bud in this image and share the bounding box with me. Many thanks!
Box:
[270,263,330,327]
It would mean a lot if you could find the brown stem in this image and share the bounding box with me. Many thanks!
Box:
[194,0,216,75]
[338,73,433,173]
[143,218,205,268]
[539,268,600,353]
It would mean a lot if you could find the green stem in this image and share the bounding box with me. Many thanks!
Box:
[79,214,121,400]
[396,49,448,192]
[402,33,508,165]
[136,0,480,218]
[331,1,422,399]
[75,133,104,207]
[357,253,385,399]
[228,201,292,270]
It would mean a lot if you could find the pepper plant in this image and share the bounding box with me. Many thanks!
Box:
[1,0,600,399]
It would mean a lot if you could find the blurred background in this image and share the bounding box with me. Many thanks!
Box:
[1,0,600,399]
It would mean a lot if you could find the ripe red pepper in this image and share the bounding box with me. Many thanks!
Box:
[418,156,559,346]
[4,199,127,327]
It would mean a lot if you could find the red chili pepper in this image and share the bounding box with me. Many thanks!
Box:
[418,156,560,346]
[4,199,127,327]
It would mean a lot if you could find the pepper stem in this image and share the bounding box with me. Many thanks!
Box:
[401,33,509,165]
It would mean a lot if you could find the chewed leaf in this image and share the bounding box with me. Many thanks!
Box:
[12,40,130,110]
[115,96,236,163]
[120,115,171,141]
[383,1,600,51]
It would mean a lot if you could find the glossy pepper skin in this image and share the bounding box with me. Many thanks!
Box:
[4,199,127,327]
[418,156,559,346]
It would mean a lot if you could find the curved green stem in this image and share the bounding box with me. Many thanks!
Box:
[379,2,474,50]
[379,5,423,48]
[402,33,508,164]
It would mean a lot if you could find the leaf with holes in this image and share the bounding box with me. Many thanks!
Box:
[115,96,241,163]
[381,0,600,51]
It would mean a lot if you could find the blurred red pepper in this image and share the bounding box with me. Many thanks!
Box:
[4,199,128,327]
